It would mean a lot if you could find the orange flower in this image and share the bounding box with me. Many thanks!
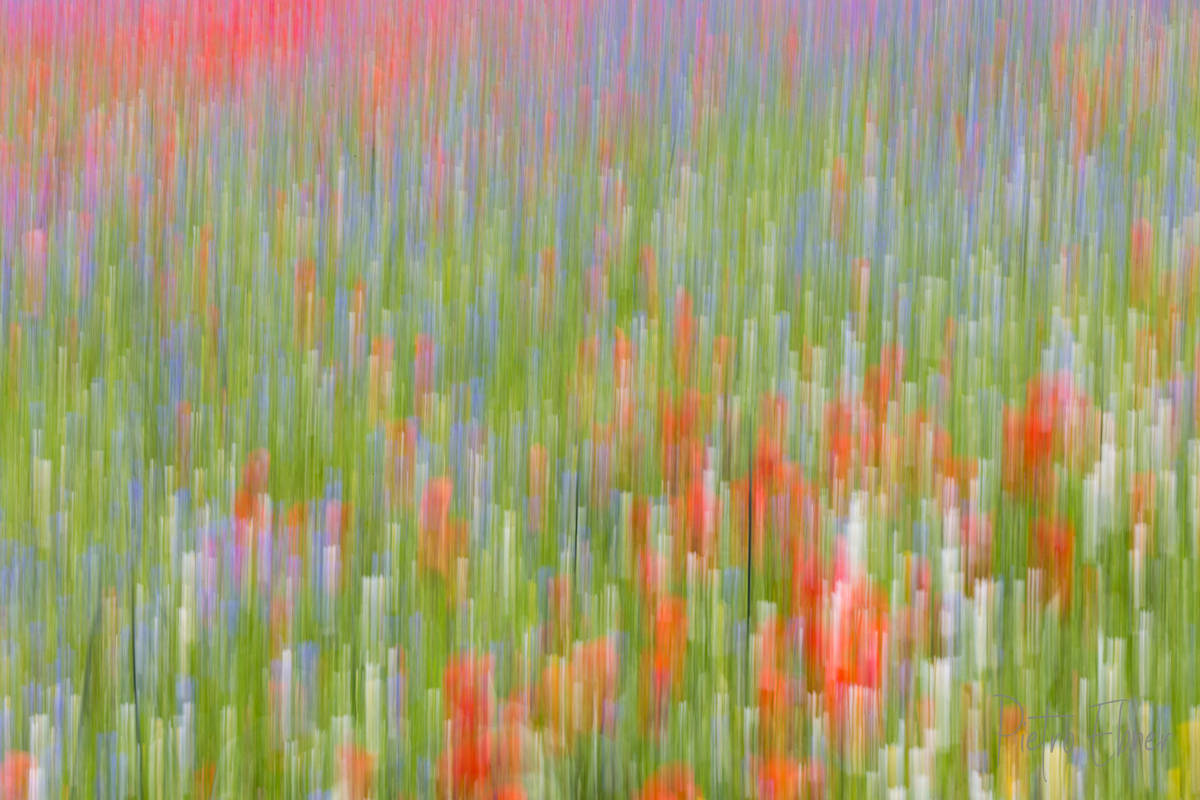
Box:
[418,477,465,580]
[640,597,688,730]
[233,448,271,544]
[493,694,529,781]
[538,657,574,744]
[654,597,688,672]
[242,448,271,495]
[636,765,704,800]
[573,636,618,733]
[283,503,308,556]
[339,745,376,800]
[0,752,33,800]
[756,756,803,799]
[614,327,634,384]
[864,346,903,419]
[540,635,619,745]
[1130,471,1155,528]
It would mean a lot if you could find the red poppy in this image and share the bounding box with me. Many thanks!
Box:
[674,477,719,565]
[753,393,789,488]
[820,560,889,742]
[756,756,804,799]
[1002,373,1094,497]
[1032,518,1075,612]
[790,544,827,627]
[494,784,528,800]
[636,764,704,800]
[443,652,494,737]
[660,390,702,483]
[825,398,874,485]
[437,731,492,799]
[654,597,688,671]
[863,343,898,414]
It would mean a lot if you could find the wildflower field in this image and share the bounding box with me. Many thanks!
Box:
[2,0,1200,797]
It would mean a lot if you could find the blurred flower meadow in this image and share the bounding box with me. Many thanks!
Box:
[2,0,1200,797]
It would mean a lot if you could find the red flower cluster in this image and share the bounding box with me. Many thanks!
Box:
[437,653,527,798]
[1002,373,1094,498]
